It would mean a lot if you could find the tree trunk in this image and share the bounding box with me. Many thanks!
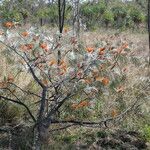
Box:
[33,126,41,150]
[40,18,43,26]
[33,123,50,150]
[72,0,80,38]
[58,0,66,65]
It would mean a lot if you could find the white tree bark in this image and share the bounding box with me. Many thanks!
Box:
[72,0,80,38]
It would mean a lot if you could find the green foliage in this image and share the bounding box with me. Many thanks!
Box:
[129,7,145,24]
[142,124,150,141]
[96,131,107,138]
[80,2,106,29]
[0,0,147,30]
[111,5,128,28]
[102,10,114,26]
[1,9,22,22]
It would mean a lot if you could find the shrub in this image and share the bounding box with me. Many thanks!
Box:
[102,10,114,27]
[142,124,150,141]
[111,5,128,28]
[0,23,144,149]
[129,7,145,25]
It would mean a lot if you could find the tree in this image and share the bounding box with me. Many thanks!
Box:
[0,22,142,149]
[57,0,66,66]
[148,0,150,65]
[72,0,80,37]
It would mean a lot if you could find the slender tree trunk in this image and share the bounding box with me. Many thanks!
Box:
[40,18,43,26]
[58,0,66,65]
[33,127,41,150]
[73,0,80,38]
[32,87,47,150]
[148,0,150,59]
[33,123,50,150]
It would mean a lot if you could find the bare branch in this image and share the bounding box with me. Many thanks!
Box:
[0,95,36,122]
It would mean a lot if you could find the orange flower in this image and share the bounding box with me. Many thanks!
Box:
[59,60,65,66]
[122,43,128,49]
[48,59,56,66]
[117,43,128,54]
[42,79,48,86]
[102,77,109,86]
[99,51,104,55]
[86,47,94,53]
[71,101,90,110]
[95,76,103,82]
[40,42,47,49]
[78,101,90,108]
[3,22,14,28]
[99,47,105,52]
[20,44,34,51]
[26,44,34,50]
[64,27,69,33]
[21,31,29,37]
[111,109,118,118]
[59,64,67,72]
[7,74,14,83]
[71,103,78,109]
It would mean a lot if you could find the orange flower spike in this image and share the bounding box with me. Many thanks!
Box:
[99,51,104,55]
[62,65,67,72]
[64,27,69,33]
[21,31,29,37]
[78,101,90,108]
[40,42,47,49]
[102,77,109,86]
[7,74,14,83]
[99,47,105,52]
[49,60,56,66]
[117,43,128,54]
[111,109,118,118]
[122,43,128,49]
[71,103,78,110]
[42,79,48,86]
[86,47,94,53]
[4,22,14,28]
[59,60,65,66]
[95,76,103,82]
[26,44,34,50]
